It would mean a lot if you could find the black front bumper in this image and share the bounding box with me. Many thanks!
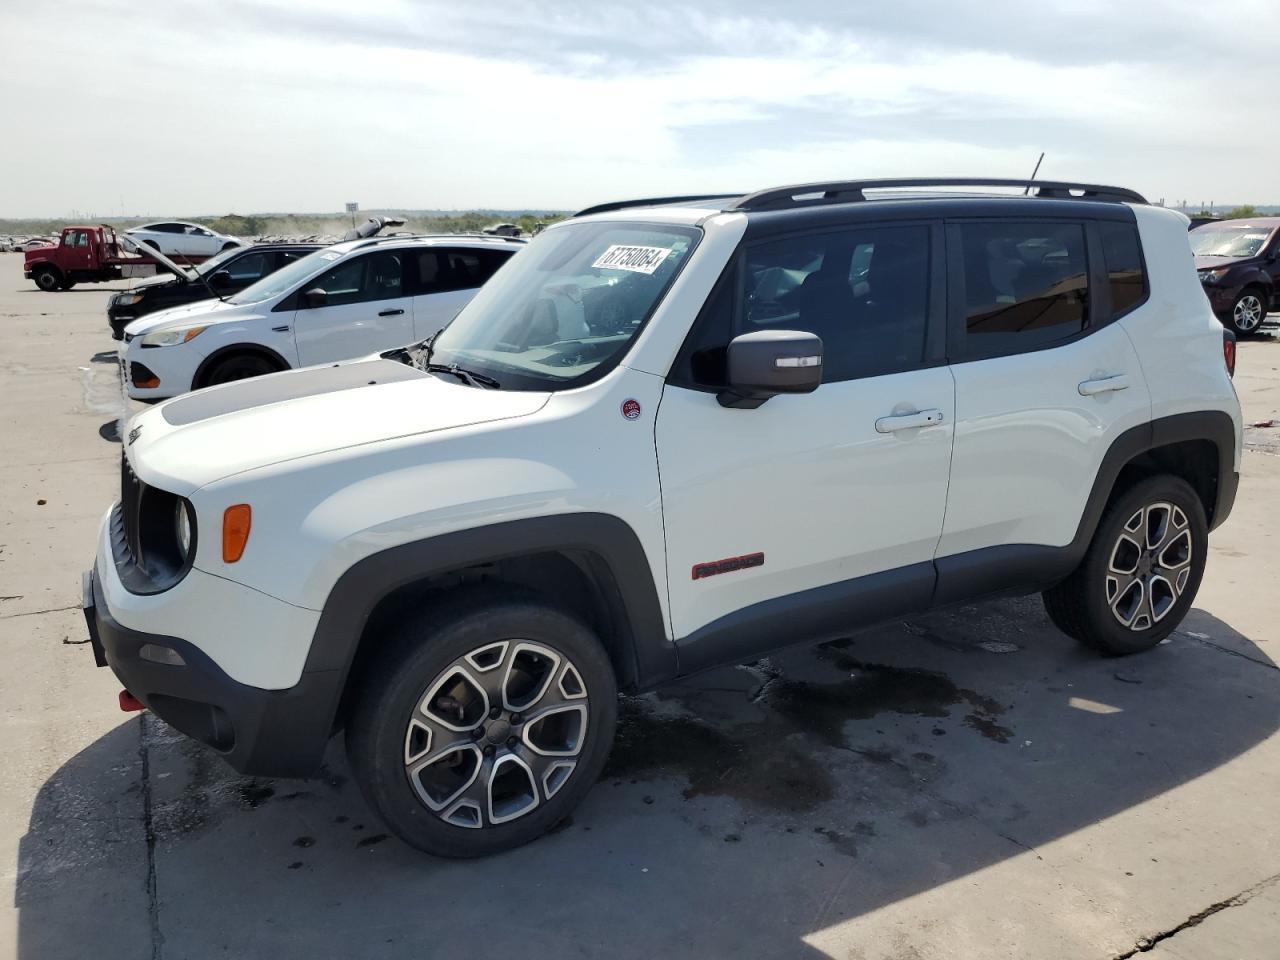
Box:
[82,567,340,777]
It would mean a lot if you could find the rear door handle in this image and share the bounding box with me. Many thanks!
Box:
[1078,374,1130,396]
[378,308,405,317]
[875,408,946,433]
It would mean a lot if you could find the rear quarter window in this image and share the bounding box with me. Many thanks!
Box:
[1098,220,1148,318]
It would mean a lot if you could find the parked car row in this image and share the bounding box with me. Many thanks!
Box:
[116,233,525,395]
[83,178,1243,860]
[1,235,56,252]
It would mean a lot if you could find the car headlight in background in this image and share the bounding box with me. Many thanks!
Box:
[1198,268,1229,284]
[140,325,207,347]
[114,292,145,307]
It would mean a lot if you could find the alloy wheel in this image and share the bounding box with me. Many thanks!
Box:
[403,639,588,829]
[1234,293,1264,332]
[1105,501,1193,631]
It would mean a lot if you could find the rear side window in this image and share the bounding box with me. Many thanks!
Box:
[959,221,1088,358]
[413,249,513,294]
[446,249,511,289]
[1099,220,1147,317]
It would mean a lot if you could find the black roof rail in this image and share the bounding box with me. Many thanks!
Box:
[350,232,528,251]
[729,178,1147,211]
[574,194,742,218]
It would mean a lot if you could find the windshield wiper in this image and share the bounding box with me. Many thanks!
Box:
[426,362,501,389]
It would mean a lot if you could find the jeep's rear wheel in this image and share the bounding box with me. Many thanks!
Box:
[346,593,617,858]
[33,266,60,292]
[1229,288,1267,335]
[1043,475,1207,655]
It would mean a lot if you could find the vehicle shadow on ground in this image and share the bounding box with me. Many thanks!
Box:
[14,598,1279,959]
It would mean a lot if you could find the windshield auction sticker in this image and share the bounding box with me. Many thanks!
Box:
[591,244,672,275]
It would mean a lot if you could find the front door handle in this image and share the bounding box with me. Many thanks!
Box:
[1078,374,1130,396]
[378,308,405,317]
[875,408,946,434]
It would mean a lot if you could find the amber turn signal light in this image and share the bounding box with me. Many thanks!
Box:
[222,504,252,562]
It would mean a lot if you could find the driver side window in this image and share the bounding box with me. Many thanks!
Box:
[305,252,404,307]
[674,224,931,387]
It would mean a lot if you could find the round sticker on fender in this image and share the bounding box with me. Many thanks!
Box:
[621,399,641,421]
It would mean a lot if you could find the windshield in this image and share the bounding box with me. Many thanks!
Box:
[1190,226,1272,258]
[430,221,701,390]
[227,248,336,304]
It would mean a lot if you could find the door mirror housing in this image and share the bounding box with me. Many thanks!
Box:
[209,270,231,288]
[301,287,328,308]
[718,330,824,409]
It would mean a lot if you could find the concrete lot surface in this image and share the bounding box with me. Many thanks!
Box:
[0,253,1277,959]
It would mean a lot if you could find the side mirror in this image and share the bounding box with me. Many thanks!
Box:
[718,330,823,409]
[301,287,328,308]
[209,270,231,288]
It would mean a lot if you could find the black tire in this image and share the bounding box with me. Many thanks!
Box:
[199,352,281,387]
[346,591,618,858]
[220,241,239,251]
[58,278,76,290]
[1227,287,1268,336]
[1042,475,1207,656]
[33,266,60,292]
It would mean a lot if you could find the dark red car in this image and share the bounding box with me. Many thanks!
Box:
[1190,217,1279,335]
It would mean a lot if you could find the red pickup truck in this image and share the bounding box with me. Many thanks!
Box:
[23,225,189,291]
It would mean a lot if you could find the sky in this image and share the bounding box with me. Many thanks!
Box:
[1,0,1277,218]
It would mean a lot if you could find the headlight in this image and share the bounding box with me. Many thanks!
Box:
[175,499,194,560]
[115,293,145,306]
[140,325,207,347]
[1199,268,1229,284]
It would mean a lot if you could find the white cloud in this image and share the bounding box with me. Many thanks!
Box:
[0,0,1274,216]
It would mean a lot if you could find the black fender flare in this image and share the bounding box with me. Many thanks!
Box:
[192,343,291,388]
[292,513,673,769]
[933,410,1238,605]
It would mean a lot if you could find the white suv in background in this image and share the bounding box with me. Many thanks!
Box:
[84,179,1241,859]
[118,234,524,398]
[123,221,245,257]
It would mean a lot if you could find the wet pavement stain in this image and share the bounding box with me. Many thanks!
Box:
[605,643,1013,815]
[604,704,836,813]
[355,833,389,848]
[815,821,875,857]
[963,713,1014,743]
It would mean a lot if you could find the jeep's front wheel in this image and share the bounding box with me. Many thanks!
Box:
[346,593,617,857]
[1043,475,1207,655]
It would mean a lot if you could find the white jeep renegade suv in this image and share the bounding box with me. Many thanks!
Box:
[83,179,1241,858]
[119,234,523,400]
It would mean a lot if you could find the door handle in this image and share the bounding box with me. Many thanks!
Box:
[875,408,946,434]
[378,308,405,317]
[1078,374,1130,396]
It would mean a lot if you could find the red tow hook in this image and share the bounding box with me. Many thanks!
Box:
[118,689,146,712]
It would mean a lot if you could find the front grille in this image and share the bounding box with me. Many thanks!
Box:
[120,453,146,566]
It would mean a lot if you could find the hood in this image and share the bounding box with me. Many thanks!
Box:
[123,297,246,337]
[124,357,551,491]
[1194,254,1252,271]
[130,271,190,292]
[119,234,190,279]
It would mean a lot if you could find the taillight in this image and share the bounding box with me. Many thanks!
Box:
[1223,329,1236,378]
